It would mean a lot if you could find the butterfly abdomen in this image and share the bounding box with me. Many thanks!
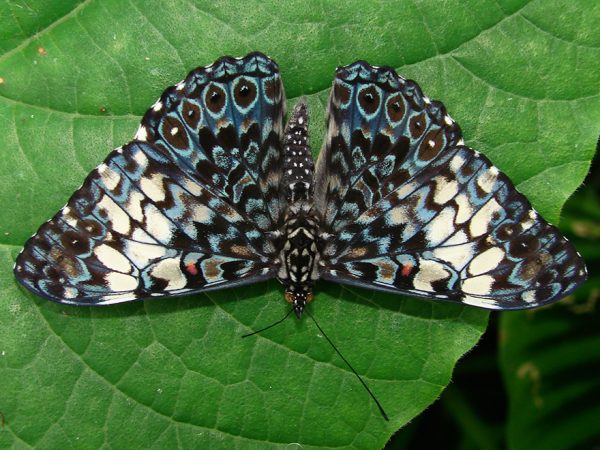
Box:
[282,98,313,203]
[276,98,320,317]
[277,209,320,317]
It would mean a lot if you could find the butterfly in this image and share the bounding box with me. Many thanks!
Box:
[13,52,587,315]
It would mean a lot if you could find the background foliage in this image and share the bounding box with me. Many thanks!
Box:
[0,1,598,448]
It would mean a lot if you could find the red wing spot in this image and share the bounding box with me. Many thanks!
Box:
[401,264,413,277]
[185,262,198,276]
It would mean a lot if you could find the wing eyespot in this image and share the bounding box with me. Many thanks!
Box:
[385,94,406,124]
[357,85,381,116]
[409,113,426,138]
[181,100,201,129]
[334,80,352,107]
[161,116,189,149]
[263,75,282,103]
[233,77,258,110]
[204,84,227,115]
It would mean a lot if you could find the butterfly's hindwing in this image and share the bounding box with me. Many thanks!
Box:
[316,61,587,309]
[14,53,285,305]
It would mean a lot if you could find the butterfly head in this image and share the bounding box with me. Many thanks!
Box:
[284,285,314,319]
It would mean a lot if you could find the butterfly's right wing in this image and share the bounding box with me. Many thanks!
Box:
[14,53,286,305]
[314,61,587,310]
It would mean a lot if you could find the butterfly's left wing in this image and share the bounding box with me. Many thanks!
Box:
[314,61,587,310]
[14,53,286,305]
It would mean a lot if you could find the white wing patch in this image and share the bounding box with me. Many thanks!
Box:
[95,244,133,273]
[147,257,187,291]
[469,198,501,237]
[105,272,138,291]
[413,259,452,291]
[140,173,167,202]
[98,195,131,235]
[467,247,505,276]
[433,177,459,204]
[462,275,494,295]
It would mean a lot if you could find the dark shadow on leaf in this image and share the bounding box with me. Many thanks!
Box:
[316,279,468,320]
[30,279,279,319]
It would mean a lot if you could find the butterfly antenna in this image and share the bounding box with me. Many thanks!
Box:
[305,310,390,421]
[241,307,295,338]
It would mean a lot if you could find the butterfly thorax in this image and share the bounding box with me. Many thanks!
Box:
[277,203,320,318]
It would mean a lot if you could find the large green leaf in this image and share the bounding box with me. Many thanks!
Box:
[500,286,600,450]
[0,1,597,448]
[500,176,600,450]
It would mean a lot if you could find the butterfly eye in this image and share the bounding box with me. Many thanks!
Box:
[358,86,380,115]
[205,84,226,113]
[234,77,257,108]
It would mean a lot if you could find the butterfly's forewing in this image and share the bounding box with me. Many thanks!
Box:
[14,53,285,305]
[137,53,286,231]
[315,61,587,309]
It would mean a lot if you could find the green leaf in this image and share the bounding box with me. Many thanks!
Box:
[500,290,600,450]
[500,178,600,450]
[0,1,597,448]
